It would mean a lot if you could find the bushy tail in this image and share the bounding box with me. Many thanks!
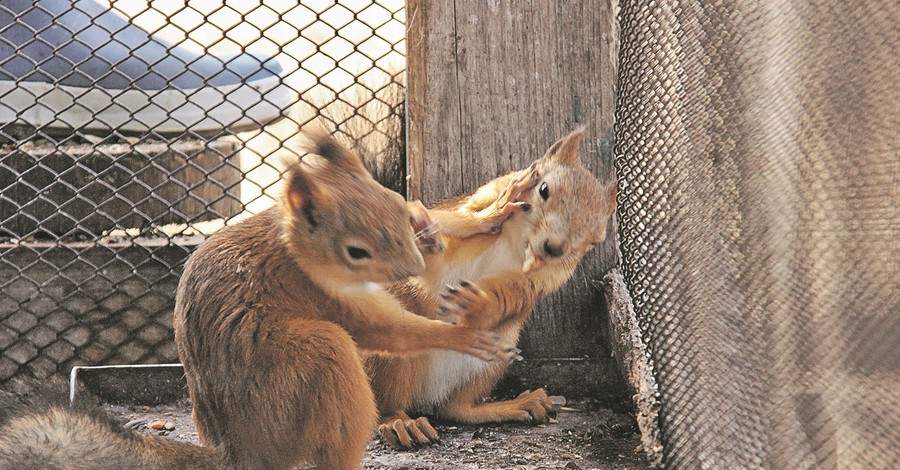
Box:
[0,379,223,470]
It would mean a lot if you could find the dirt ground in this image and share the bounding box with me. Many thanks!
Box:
[107,399,650,469]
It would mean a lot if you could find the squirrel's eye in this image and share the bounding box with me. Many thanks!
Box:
[346,246,372,260]
[538,182,550,201]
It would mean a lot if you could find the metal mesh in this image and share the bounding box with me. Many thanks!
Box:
[615,0,898,468]
[0,0,406,382]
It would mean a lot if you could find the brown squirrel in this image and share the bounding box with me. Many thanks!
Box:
[366,127,617,449]
[0,134,513,470]
[171,131,514,469]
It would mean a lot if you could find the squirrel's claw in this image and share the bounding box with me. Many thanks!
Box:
[378,415,440,450]
[438,280,492,328]
[511,388,557,425]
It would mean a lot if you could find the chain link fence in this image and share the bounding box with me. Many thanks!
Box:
[0,0,407,383]
[4,2,897,467]
[615,0,898,468]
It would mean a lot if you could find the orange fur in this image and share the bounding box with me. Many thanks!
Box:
[367,128,617,449]
[174,132,512,469]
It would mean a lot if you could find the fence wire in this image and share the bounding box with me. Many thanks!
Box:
[615,0,898,468]
[0,0,406,383]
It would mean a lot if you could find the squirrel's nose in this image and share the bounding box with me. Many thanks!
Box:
[542,240,567,258]
[396,250,426,280]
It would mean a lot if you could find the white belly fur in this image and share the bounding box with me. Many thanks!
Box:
[411,324,521,411]
[411,350,490,410]
[410,218,529,411]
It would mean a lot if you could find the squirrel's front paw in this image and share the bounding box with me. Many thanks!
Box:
[378,414,440,450]
[438,280,490,327]
[506,161,541,204]
[453,328,518,363]
[477,165,541,235]
[408,200,444,255]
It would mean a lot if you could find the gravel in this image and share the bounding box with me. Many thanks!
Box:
[106,399,650,469]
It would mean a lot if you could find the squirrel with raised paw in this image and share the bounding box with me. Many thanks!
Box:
[367,127,617,449]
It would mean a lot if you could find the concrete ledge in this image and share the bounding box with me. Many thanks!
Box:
[0,237,199,382]
[71,363,187,406]
[496,357,631,407]
[70,358,630,409]
[0,139,241,236]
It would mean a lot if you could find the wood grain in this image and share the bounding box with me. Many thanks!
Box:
[409,0,620,359]
[405,0,426,200]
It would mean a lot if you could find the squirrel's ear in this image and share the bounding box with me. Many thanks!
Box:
[604,182,617,214]
[593,183,618,244]
[545,126,586,166]
[301,130,369,176]
[286,165,315,214]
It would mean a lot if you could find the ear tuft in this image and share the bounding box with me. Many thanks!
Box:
[301,129,369,176]
[286,167,307,210]
[546,126,586,166]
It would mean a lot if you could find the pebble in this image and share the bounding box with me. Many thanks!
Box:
[549,395,567,406]
[148,419,176,431]
[566,462,581,469]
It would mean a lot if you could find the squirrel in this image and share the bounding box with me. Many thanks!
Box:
[0,133,513,470]
[0,404,224,469]
[365,127,617,449]
[171,131,515,469]
[0,133,513,469]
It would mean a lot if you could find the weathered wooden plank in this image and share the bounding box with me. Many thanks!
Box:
[413,0,465,202]
[411,0,620,359]
[600,270,663,467]
[405,0,427,200]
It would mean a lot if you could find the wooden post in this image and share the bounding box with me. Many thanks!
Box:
[405,0,427,201]
[407,0,623,399]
